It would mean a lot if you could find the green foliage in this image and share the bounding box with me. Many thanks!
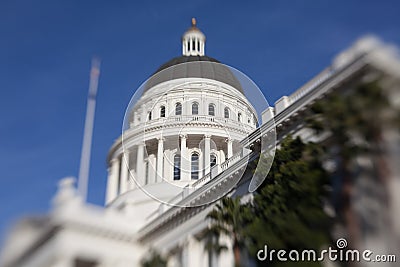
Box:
[141,250,167,267]
[208,136,331,267]
[246,136,331,267]
[207,81,397,266]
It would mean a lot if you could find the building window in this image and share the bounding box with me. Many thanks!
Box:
[238,112,242,122]
[148,111,152,121]
[224,107,230,118]
[160,105,166,118]
[192,40,196,51]
[192,102,199,115]
[175,102,182,115]
[210,154,217,168]
[208,104,215,116]
[191,153,199,180]
[174,154,181,180]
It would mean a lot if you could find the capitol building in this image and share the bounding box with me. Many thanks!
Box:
[106,18,259,220]
[1,19,400,267]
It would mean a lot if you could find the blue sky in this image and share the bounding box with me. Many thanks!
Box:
[1,0,399,242]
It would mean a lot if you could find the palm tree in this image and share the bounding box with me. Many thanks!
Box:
[207,197,251,267]
[201,226,228,267]
[307,80,395,246]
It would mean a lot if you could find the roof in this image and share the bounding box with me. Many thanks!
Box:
[143,56,244,94]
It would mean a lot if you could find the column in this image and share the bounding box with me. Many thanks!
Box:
[204,134,211,175]
[136,142,145,185]
[157,137,164,182]
[120,151,129,193]
[106,158,120,204]
[163,150,172,180]
[141,105,146,123]
[180,134,188,181]
[148,154,156,184]
[226,138,233,158]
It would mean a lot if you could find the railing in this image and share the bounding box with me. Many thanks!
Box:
[190,149,250,189]
[191,173,211,188]
[289,68,333,103]
[161,149,249,209]
[220,150,244,171]
[129,115,255,132]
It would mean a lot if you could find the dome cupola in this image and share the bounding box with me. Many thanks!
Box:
[143,18,244,94]
[182,18,205,56]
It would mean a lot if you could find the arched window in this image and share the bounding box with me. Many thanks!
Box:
[173,154,181,180]
[192,102,199,115]
[210,154,217,168]
[224,107,230,119]
[238,112,242,122]
[175,102,182,115]
[148,111,152,121]
[191,153,199,180]
[160,105,166,118]
[208,104,215,116]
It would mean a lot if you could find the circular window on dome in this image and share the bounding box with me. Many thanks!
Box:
[121,61,276,207]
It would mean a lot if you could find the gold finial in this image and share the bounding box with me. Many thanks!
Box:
[191,17,197,27]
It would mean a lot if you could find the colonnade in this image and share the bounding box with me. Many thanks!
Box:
[105,135,234,203]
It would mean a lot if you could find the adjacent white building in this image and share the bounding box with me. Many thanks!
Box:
[1,20,400,267]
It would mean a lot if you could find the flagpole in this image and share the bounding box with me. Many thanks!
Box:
[78,57,101,202]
